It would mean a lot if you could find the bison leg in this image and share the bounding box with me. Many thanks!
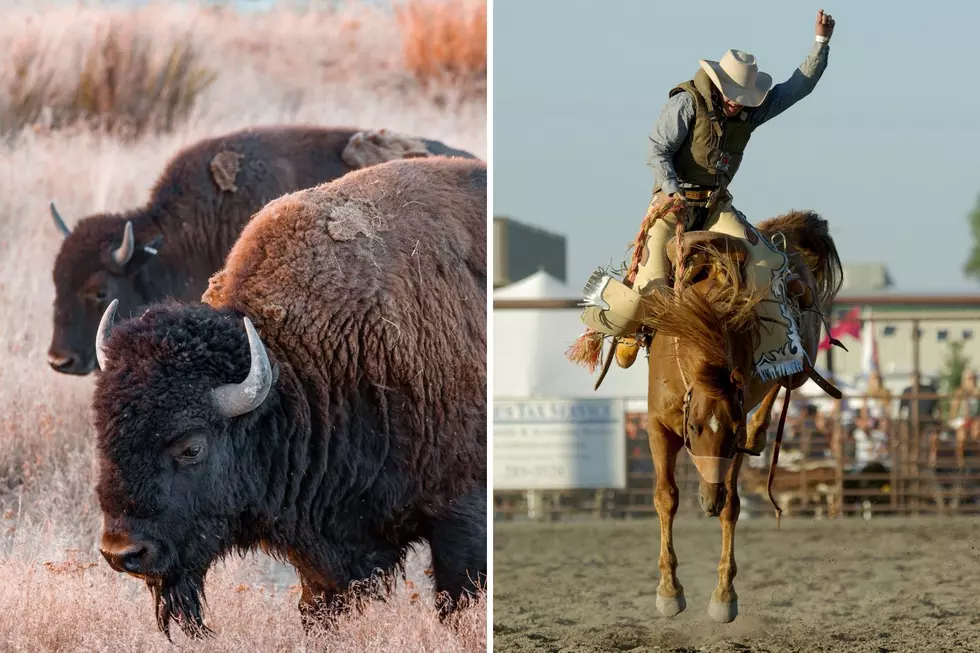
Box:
[745,384,780,455]
[708,453,744,623]
[293,545,402,633]
[650,422,686,617]
[428,486,487,620]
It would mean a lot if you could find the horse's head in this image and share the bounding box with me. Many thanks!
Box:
[683,361,748,516]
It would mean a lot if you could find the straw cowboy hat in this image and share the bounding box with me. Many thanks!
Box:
[699,50,772,107]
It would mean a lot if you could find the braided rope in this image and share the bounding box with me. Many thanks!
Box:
[566,196,690,372]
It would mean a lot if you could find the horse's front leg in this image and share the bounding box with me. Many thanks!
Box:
[708,452,744,623]
[649,422,685,617]
[744,384,779,455]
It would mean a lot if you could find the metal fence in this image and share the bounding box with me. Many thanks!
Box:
[492,298,980,521]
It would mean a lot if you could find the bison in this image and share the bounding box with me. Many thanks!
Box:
[91,156,487,638]
[48,125,478,376]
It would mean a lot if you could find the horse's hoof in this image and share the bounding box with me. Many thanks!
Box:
[707,598,738,623]
[656,593,686,617]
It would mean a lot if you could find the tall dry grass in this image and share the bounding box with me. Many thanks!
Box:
[395,0,487,101]
[0,1,486,650]
[0,0,487,138]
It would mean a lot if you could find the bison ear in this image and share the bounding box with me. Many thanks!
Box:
[272,364,280,385]
[117,235,164,276]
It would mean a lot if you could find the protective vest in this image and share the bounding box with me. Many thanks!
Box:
[655,68,756,192]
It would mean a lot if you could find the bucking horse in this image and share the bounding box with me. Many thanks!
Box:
[569,198,844,624]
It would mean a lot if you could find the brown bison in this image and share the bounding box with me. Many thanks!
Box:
[91,156,487,638]
[48,125,478,375]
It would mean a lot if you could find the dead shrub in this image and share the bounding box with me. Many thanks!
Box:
[394,0,487,100]
[0,19,216,139]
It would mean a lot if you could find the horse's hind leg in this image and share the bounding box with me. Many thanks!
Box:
[708,452,744,623]
[650,423,686,617]
[745,384,780,455]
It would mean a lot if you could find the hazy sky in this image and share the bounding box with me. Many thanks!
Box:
[493,1,980,293]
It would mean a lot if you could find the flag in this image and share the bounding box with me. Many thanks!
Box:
[818,305,862,351]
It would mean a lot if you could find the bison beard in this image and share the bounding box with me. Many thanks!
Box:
[150,573,210,639]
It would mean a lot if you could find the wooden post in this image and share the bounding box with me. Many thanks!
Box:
[833,403,844,518]
[911,319,921,515]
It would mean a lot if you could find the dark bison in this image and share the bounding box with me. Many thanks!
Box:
[48,125,478,376]
[91,156,487,638]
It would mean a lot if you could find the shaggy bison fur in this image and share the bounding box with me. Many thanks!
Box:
[91,156,487,638]
[47,124,477,376]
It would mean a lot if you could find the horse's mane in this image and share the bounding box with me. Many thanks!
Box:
[756,210,843,313]
[641,245,765,399]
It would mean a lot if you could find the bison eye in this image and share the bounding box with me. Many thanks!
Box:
[94,287,109,302]
[174,440,206,466]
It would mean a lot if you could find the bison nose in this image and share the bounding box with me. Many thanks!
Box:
[47,352,77,373]
[100,540,157,575]
[47,349,94,375]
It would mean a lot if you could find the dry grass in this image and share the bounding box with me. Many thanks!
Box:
[395,0,487,101]
[0,1,486,650]
[0,0,488,138]
[0,550,487,652]
[2,19,216,139]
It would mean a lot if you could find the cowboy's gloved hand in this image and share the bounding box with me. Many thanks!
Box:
[815,9,835,39]
[667,192,687,206]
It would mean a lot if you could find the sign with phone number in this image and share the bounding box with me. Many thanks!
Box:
[493,398,627,490]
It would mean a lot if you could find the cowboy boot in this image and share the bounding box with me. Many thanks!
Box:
[579,212,675,341]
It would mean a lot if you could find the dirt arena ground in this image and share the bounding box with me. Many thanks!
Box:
[493,516,980,653]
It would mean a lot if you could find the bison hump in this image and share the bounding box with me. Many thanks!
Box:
[341,129,431,169]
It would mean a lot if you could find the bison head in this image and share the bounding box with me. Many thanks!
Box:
[92,299,278,637]
[48,202,163,375]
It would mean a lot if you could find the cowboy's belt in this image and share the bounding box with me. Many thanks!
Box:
[681,188,713,200]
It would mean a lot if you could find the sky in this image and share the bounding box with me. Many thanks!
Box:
[493,1,980,294]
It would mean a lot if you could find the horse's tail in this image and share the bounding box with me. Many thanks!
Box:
[757,210,844,312]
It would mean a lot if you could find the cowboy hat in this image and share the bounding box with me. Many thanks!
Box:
[699,50,772,107]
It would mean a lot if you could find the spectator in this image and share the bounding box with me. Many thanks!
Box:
[852,416,891,472]
[941,370,980,508]
[900,373,941,466]
[843,415,891,507]
[810,408,833,458]
[948,368,980,439]
[899,372,939,424]
[861,371,893,433]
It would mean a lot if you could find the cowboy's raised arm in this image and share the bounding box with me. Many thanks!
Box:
[751,10,834,127]
[647,91,696,196]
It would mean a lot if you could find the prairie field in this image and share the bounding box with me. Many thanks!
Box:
[0,0,486,650]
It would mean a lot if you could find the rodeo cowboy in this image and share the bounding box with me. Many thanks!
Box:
[573,9,835,384]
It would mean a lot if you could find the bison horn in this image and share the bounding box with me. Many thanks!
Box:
[112,221,136,267]
[95,299,118,371]
[50,201,71,238]
[211,317,273,418]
